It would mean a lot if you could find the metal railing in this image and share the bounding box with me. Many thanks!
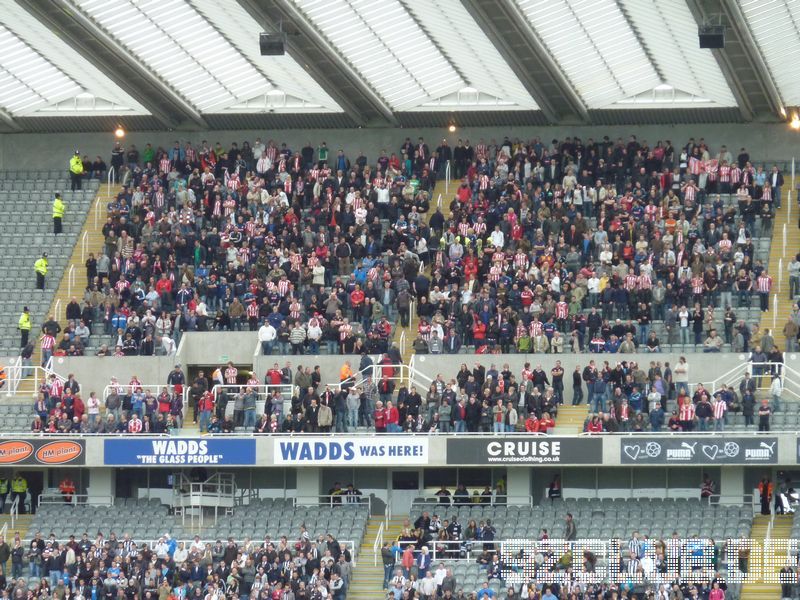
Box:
[173,472,236,528]
[15,364,68,395]
[94,196,103,229]
[411,495,533,509]
[399,330,406,357]
[373,521,384,566]
[106,165,116,198]
[444,161,451,197]
[212,383,295,419]
[326,363,432,392]
[53,299,61,323]
[5,356,23,396]
[80,231,89,264]
[9,495,19,528]
[38,493,113,507]
[103,383,174,400]
[709,361,797,399]
[394,538,499,562]
[296,494,371,513]
[66,264,75,298]
[147,537,357,564]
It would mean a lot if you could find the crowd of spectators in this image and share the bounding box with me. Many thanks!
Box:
[385,510,737,600]
[35,343,785,435]
[47,133,785,360]
[0,529,352,600]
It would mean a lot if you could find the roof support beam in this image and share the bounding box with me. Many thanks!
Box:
[15,0,209,129]
[684,0,783,121]
[0,107,23,133]
[236,0,397,127]
[461,0,588,124]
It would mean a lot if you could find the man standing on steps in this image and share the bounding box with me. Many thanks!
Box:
[17,307,30,348]
[381,542,401,590]
[52,193,65,235]
[33,253,48,291]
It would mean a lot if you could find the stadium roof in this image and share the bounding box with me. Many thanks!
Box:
[0,0,794,131]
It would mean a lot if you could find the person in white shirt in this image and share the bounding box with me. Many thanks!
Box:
[154,537,170,560]
[173,542,188,564]
[433,563,447,587]
[258,323,277,355]
[678,308,690,349]
[489,226,504,249]
[160,335,176,356]
[418,571,437,598]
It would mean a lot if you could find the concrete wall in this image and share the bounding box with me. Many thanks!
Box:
[1,123,797,172]
[178,331,260,366]
[51,354,177,397]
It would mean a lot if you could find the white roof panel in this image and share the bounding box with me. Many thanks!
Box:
[738,0,800,105]
[75,0,278,112]
[292,0,465,110]
[187,0,340,111]
[515,0,660,108]
[0,25,81,115]
[618,0,736,106]
[403,0,538,109]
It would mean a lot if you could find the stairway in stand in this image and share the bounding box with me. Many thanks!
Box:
[390,179,460,368]
[16,185,121,397]
[348,516,406,600]
[740,513,792,600]
[553,404,588,434]
[0,513,33,541]
[763,197,800,351]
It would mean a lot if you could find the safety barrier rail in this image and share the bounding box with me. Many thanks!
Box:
[38,493,114,507]
[211,383,295,419]
[373,521,384,566]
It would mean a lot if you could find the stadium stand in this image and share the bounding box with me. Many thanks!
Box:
[13,136,781,365]
[0,174,98,352]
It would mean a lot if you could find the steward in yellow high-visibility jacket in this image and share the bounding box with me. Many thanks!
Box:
[69,151,83,191]
[34,253,48,291]
[52,193,65,235]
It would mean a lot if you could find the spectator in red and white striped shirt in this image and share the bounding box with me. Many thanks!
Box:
[40,333,55,367]
[128,414,143,433]
[224,362,238,387]
[678,396,695,431]
[712,395,727,431]
[757,271,773,311]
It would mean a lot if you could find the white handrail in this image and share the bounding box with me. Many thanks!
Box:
[773,293,778,330]
[94,196,102,229]
[398,330,406,357]
[5,356,22,397]
[106,166,115,197]
[38,493,113,507]
[103,383,173,400]
[53,299,61,323]
[9,495,19,528]
[437,193,442,211]
[373,521,384,567]
[445,160,451,196]
[783,223,787,258]
[779,257,784,293]
[80,231,89,263]
[213,383,296,420]
[66,264,75,298]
